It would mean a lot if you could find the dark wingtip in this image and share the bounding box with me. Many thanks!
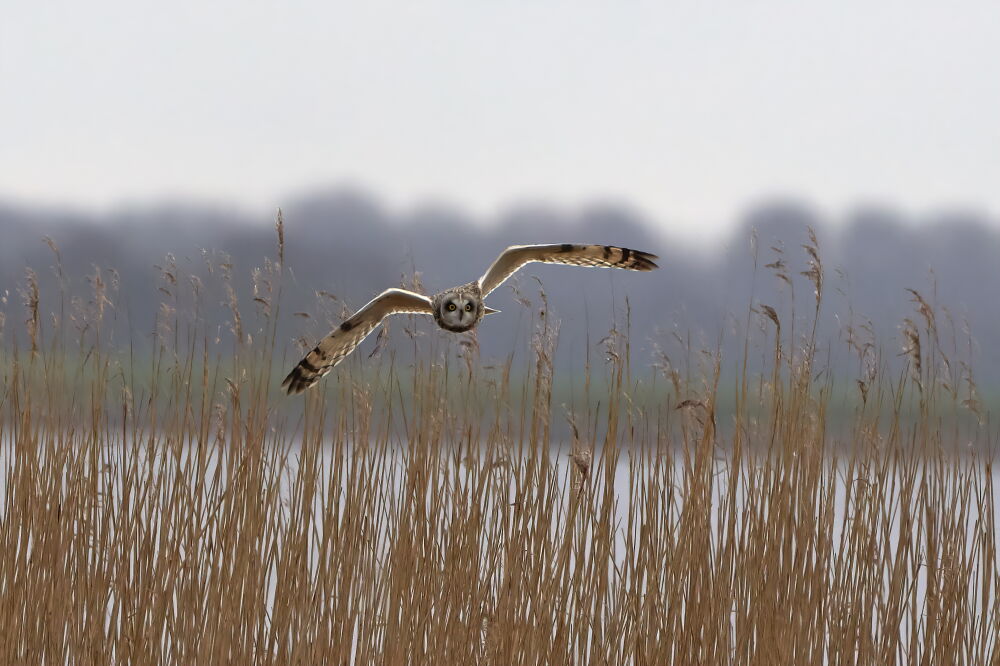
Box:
[281,365,315,395]
[629,249,659,271]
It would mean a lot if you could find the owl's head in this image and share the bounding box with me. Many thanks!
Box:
[432,289,498,332]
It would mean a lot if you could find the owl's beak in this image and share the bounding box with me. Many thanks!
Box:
[484,306,501,315]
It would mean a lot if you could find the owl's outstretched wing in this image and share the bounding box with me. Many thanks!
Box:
[282,288,433,395]
[477,244,659,296]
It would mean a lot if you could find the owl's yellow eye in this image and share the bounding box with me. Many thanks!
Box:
[465,304,473,312]
[447,303,457,311]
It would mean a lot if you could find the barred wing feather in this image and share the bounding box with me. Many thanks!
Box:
[281,288,433,394]
[477,244,658,297]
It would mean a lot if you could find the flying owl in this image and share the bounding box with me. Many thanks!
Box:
[281,243,658,394]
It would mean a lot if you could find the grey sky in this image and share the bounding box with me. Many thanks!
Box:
[2,1,998,239]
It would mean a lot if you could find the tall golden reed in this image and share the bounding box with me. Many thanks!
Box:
[0,218,996,664]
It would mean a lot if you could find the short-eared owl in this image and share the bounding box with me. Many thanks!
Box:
[281,243,658,394]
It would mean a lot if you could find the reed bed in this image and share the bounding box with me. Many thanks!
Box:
[0,221,997,664]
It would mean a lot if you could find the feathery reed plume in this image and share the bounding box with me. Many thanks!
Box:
[275,207,285,268]
[20,268,40,355]
[901,317,923,393]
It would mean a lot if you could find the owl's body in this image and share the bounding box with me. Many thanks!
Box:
[282,243,657,394]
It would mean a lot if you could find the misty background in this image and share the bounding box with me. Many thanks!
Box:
[3,3,999,394]
[1,189,996,391]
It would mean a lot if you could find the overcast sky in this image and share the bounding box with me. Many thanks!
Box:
[2,1,999,239]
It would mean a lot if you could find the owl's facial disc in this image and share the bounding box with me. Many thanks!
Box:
[436,292,480,332]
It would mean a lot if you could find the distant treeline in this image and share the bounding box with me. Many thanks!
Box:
[1,188,997,385]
